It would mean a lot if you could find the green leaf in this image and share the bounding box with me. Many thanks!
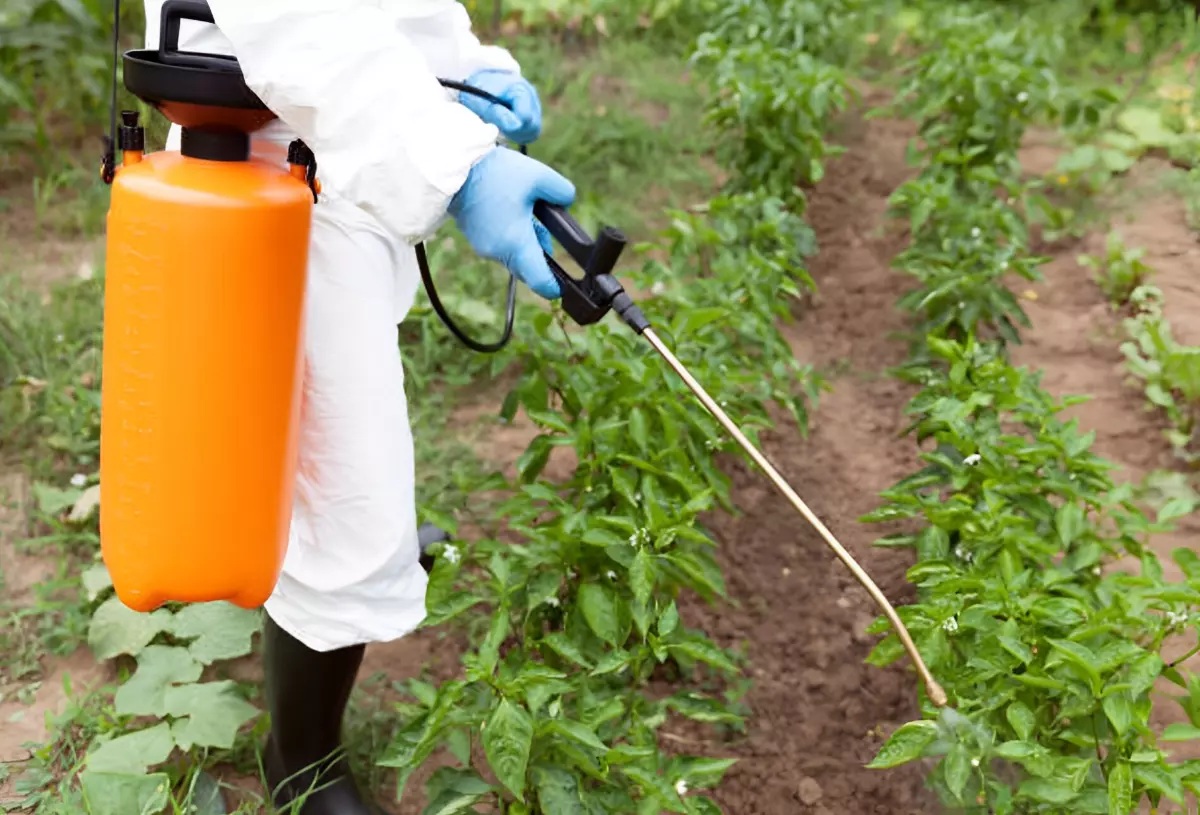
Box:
[480,607,510,675]
[542,719,609,754]
[1132,763,1185,803]
[674,757,737,788]
[170,602,261,665]
[590,649,632,677]
[80,771,171,815]
[86,723,175,775]
[1006,702,1036,741]
[630,549,655,607]
[1127,653,1163,695]
[944,745,971,801]
[629,407,650,450]
[534,766,585,815]
[114,645,203,717]
[658,602,680,637]
[668,638,738,674]
[1108,761,1132,815]
[1056,503,1085,546]
[82,563,114,602]
[483,698,533,803]
[1162,723,1200,741]
[87,598,173,661]
[541,632,593,668]
[1018,778,1079,804]
[867,721,938,769]
[1118,106,1177,148]
[1102,693,1134,737]
[998,634,1034,665]
[578,583,622,646]
[420,788,489,815]
[164,681,260,750]
[33,482,82,515]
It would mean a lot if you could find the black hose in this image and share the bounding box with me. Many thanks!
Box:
[418,79,525,354]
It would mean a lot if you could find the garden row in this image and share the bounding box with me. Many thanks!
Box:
[856,8,1200,814]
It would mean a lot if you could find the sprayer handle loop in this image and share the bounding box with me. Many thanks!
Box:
[159,0,239,72]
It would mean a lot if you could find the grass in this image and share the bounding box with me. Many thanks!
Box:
[0,31,714,813]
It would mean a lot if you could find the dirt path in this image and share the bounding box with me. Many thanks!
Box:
[675,111,935,815]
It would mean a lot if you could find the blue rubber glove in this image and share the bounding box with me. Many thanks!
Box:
[449,148,576,300]
[458,69,542,145]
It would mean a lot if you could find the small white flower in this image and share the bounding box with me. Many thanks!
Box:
[971,227,981,238]
[675,779,689,796]
[443,544,461,565]
[55,334,65,344]
[606,570,617,580]
[651,281,667,295]
[1092,566,1102,577]
[1017,91,1029,103]
[1168,610,1188,627]
[943,617,959,634]
[546,597,560,607]
[964,454,982,467]
[956,95,964,103]
[971,757,981,767]
[70,473,87,488]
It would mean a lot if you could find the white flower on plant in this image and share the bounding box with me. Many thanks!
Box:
[70,473,87,488]
[56,334,65,344]
[675,779,689,797]
[443,544,461,565]
[651,281,667,295]
[1092,566,1102,577]
[606,570,617,580]
[546,597,560,607]
[964,454,982,467]
[971,757,981,768]
[943,617,959,634]
[1017,91,1029,103]
[1168,610,1188,627]
[971,227,981,238]
[956,95,964,103]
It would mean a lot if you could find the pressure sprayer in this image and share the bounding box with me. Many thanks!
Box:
[97,0,945,708]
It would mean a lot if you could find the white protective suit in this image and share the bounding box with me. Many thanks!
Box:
[141,0,518,651]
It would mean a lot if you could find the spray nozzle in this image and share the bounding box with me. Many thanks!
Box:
[533,202,649,333]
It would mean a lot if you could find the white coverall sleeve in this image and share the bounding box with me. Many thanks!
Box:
[205,0,501,244]
[387,1,522,80]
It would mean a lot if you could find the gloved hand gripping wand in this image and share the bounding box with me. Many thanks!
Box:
[528,203,949,709]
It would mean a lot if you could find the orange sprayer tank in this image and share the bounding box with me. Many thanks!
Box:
[100,0,315,611]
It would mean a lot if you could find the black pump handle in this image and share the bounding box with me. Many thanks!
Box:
[159,0,239,72]
[533,201,629,326]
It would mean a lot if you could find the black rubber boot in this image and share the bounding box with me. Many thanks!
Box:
[262,616,378,814]
[263,523,450,814]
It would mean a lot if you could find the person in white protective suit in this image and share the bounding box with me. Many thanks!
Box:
[140,2,573,812]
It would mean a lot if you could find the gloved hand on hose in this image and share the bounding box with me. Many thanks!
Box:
[457,69,542,145]
[449,147,575,300]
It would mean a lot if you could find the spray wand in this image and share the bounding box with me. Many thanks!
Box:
[422,85,947,709]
